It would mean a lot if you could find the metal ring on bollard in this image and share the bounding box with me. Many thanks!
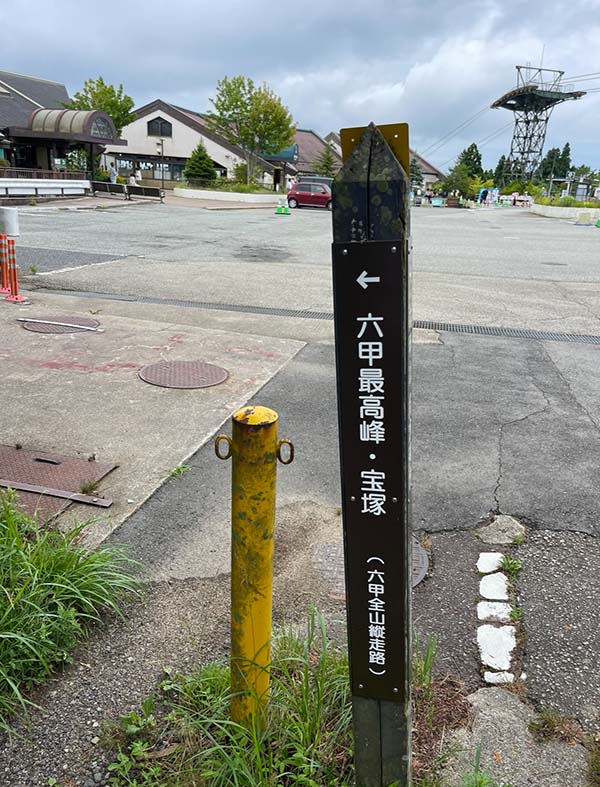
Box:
[276,439,294,465]
[215,434,232,460]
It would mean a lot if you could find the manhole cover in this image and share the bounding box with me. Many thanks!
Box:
[315,537,429,593]
[22,316,101,334]
[412,539,429,587]
[138,360,229,389]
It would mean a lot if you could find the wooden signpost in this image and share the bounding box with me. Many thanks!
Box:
[332,123,412,786]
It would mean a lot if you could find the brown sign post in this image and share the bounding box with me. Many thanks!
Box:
[332,123,412,786]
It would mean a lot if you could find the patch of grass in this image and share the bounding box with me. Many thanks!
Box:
[499,555,522,579]
[104,617,472,787]
[509,606,523,622]
[413,634,438,699]
[512,533,525,546]
[0,491,139,730]
[166,464,189,480]
[529,708,584,744]
[105,609,353,786]
[79,479,98,495]
[28,264,38,275]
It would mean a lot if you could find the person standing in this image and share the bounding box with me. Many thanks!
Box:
[109,163,117,184]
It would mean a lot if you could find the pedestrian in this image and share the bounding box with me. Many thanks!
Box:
[135,168,142,183]
[129,173,137,187]
[109,163,117,184]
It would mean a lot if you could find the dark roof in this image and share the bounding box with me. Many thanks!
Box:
[410,150,444,179]
[0,71,68,129]
[325,131,340,145]
[295,128,342,174]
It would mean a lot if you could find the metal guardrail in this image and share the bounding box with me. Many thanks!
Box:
[0,167,90,180]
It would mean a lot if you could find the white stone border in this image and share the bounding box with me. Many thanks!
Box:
[530,204,600,221]
[173,187,281,205]
[476,550,517,684]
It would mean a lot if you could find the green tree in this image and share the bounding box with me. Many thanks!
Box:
[410,156,424,189]
[66,76,134,136]
[183,141,216,181]
[557,142,571,178]
[539,146,560,181]
[494,155,507,187]
[207,75,295,184]
[441,161,473,196]
[457,143,483,178]
[313,145,338,177]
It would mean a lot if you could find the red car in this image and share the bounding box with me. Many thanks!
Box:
[287,181,332,210]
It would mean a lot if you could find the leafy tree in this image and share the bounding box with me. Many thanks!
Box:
[440,161,473,197]
[539,147,560,181]
[558,142,571,178]
[410,156,424,189]
[207,76,295,183]
[482,169,494,181]
[493,155,507,187]
[183,141,216,181]
[313,145,338,177]
[66,76,134,136]
[457,143,483,178]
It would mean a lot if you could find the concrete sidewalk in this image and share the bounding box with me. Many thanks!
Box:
[0,299,303,543]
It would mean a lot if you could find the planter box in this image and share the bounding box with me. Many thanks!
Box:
[446,197,460,208]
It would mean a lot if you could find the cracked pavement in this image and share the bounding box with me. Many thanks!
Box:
[2,203,600,783]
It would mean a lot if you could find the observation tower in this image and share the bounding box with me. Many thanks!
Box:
[491,66,585,182]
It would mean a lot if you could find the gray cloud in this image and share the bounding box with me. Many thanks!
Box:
[2,0,599,170]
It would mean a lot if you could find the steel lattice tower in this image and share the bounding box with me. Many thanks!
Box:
[491,66,585,182]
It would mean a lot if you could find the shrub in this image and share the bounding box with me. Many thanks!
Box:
[0,492,138,729]
[184,141,216,181]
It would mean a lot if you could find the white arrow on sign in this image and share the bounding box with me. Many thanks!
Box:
[356,270,381,290]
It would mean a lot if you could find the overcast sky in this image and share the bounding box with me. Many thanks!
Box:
[2,0,599,171]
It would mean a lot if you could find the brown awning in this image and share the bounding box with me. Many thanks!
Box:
[7,108,126,145]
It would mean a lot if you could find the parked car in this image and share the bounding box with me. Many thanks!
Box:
[287,182,332,210]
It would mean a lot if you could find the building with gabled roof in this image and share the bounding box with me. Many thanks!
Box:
[104,98,275,185]
[294,129,342,175]
[0,70,124,176]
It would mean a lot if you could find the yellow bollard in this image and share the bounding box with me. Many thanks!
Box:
[215,405,294,727]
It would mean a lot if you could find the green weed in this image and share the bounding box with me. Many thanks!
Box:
[106,610,353,786]
[0,491,139,730]
[28,264,38,275]
[529,708,583,743]
[166,464,189,480]
[79,479,98,495]
[512,533,525,546]
[461,746,513,787]
[509,607,523,622]
[413,634,438,700]
[499,555,522,579]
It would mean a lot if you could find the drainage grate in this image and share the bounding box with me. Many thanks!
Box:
[413,320,600,345]
[138,360,229,389]
[38,288,600,345]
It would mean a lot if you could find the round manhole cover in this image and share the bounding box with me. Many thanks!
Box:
[412,538,429,587]
[138,360,229,389]
[22,316,101,334]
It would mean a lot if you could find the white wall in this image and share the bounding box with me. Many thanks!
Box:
[105,111,245,177]
[530,204,600,221]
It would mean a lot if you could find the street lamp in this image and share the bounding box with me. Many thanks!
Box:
[156,138,165,191]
